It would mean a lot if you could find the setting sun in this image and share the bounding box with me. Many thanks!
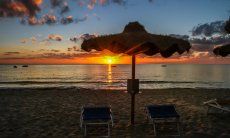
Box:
[104,56,118,64]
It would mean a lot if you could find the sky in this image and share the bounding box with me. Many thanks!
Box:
[0,0,230,64]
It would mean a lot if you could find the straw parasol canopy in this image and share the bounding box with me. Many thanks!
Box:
[82,22,191,57]
[213,44,230,57]
[213,18,230,57]
[81,21,191,125]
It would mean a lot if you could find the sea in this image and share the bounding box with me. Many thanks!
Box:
[0,64,229,89]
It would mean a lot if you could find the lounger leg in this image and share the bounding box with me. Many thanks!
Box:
[110,115,114,127]
[84,124,87,137]
[108,123,110,137]
[177,122,181,136]
[80,117,82,128]
[153,121,157,136]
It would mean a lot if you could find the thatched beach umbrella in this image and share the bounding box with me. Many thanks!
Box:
[213,44,230,57]
[81,22,191,125]
[213,19,230,57]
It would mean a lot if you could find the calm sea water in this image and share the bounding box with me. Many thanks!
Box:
[0,64,229,89]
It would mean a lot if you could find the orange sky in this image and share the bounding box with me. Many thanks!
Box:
[0,55,229,65]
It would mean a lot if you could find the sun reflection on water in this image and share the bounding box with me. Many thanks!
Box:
[107,64,112,83]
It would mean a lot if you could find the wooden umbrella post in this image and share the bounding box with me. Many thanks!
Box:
[131,55,135,125]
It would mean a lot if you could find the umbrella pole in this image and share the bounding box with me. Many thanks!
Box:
[131,55,135,125]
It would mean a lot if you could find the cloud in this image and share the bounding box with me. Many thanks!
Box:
[20,38,27,43]
[60,16,73,24]
[191,21,226,36]
[1,0,154,25]
[93,13,101,20]
[50,0,69,14]
[50,49,60,52]
[48,34,63,41]
[20,37,37,43]
[0,0,41,17]
[169,34,189,40]
[67,46,81,51]
[38,52,100,59]
[20,14,57,25]
[0,0,160,27]
[42,14,57,25]
[111,0,126,5]
[189,35,230,51]
[190,51,211,59]
[75,15,88,23]
[70,33,98,42]
[4,52,20,56]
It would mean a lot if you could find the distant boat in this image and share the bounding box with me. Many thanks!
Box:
[22,65,28,67]
[112,65,117,67]
[13,65,17,68]
[161,64,167,67]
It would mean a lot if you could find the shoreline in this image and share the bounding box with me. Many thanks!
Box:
[0,87,230,92]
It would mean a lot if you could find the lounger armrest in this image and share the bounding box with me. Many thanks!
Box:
[203,99,217,105]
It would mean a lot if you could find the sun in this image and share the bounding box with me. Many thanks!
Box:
[107,59,112,64]
[104,56,117,64]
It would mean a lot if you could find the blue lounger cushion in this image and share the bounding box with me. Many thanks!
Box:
[82,106,111,121]
[146,105,180,119]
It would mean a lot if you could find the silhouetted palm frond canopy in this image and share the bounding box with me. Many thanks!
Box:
[81,22,191,58]
[213,44,230,57]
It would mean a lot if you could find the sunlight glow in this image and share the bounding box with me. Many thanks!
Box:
[104,56,117,64]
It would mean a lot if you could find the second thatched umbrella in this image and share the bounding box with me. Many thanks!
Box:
[213,44,230,57]
[81,21,191,125]
[213,19,230,57]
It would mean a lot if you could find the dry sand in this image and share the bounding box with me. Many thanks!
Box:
[0,88,229,137]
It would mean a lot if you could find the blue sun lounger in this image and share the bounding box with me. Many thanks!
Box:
[146,104,181,136]
[80,106,114,137]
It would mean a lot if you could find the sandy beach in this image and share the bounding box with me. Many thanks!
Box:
[0,88,229,137]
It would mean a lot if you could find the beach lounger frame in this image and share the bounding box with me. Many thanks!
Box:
[80,106,114,137]
[203,99,230,115]
[145,104,181,136]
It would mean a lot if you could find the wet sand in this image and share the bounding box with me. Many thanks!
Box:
[0,88,229,137]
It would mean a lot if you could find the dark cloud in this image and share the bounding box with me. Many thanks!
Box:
[0,0,157,25]
[69,37,78,43]
[70,33,97,42]
[192,21,226,36]
[67,46,81,51]
[190,35,230,52]
[169,34,189,40]
[60,16,73,24]
[20,14,57,25]
[111,0,126,5]
[48,34,63,41]
[42,14,57,25]
[50,0,69,14]
[190,35,230,45]
[4,52,20,56]
[0,0,41,17]
[75,15,88,23]
[20,14,86,25]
